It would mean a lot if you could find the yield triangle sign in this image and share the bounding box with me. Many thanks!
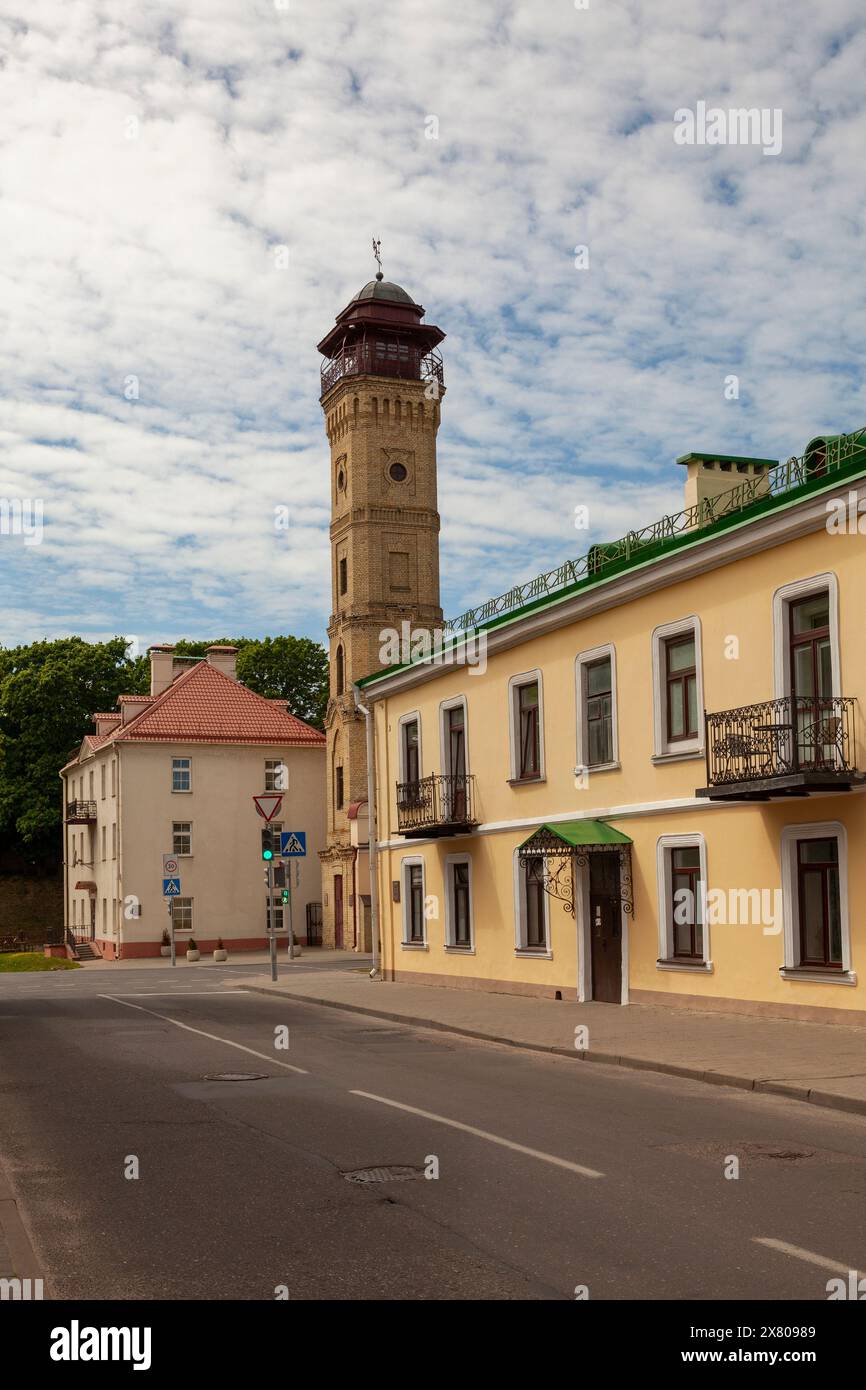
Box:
[253,793,283,822]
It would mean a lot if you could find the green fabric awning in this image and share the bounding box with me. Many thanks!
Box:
[518,820,632,851]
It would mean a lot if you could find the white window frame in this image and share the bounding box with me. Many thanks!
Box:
[172,821,193,857]
[439,695,470,778]
[512,848,552,958]
[101,763,106,799]
[575,643,619,773]
[651,616,704,760]
[507,669,545,782]
[266,897,286,932]
[264,759,288,792]
[172,897,193,932]
[444,853,474,952]
[772,573,841,699]
[398,711,423,784]
[655,833,712,971]
[779,821,854,983]
[400,855,428,948]
[171,757,192,793]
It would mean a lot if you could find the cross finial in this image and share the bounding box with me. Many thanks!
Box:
[372,237,383,281]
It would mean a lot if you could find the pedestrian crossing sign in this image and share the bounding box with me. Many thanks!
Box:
[280,831,306,858]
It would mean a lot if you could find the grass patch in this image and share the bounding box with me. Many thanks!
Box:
[0,953,81,972]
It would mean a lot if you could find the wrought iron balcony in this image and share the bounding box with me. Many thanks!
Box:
[66,800,97,823]
[321,343,444,396]
[698,696,863,801]
[396,774,477,837]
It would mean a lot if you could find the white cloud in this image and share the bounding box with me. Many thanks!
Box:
[0,0,864,647]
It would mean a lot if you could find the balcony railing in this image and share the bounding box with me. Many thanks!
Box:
[66,800,97,823]
[396,774,477,837]
[321,343,444,395]
[701,696,861,799]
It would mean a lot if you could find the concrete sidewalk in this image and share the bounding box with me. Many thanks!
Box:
[237,967,866,1118]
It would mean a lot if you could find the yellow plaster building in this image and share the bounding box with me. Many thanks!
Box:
[358,430,866,1024]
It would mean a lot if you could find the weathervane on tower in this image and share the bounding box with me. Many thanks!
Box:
[372,237,383,281]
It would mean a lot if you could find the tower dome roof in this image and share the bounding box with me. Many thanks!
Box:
[352,276,417,305]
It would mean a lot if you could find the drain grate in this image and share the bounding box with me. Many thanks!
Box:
[343,1165,425,1185]
[203,1071,270,1082]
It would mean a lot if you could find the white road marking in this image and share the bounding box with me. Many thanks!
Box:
[351,1090,604,1178]
[110,991,250,998]
[99,995,308,1074]
[754,1237,861,1276]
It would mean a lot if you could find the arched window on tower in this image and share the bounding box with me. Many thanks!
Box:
[335,645,345,696]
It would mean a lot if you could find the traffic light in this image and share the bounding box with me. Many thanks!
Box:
[261,828,274,861]
[281,889,289,904]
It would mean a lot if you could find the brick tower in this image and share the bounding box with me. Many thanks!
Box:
[317,263,446,949]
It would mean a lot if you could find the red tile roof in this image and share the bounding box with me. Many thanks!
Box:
[113,661,325,747]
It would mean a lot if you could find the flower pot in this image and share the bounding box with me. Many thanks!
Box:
[213,949,228,962]
[186,949,200,962]
[160,946,171,958]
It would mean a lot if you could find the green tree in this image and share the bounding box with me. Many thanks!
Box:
[236,637,328,729]
[0,637,147,861]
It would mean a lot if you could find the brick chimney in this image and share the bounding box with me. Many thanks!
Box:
[148,644,177,697]
[205,645,238,681]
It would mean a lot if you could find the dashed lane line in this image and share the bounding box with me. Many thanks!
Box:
[351,1090,604,1179]
[98,994,308,1074]
[753,1237,861,1277]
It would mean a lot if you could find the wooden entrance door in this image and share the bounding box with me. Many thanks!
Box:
[334,873,344,949]
[589,853,621,1003]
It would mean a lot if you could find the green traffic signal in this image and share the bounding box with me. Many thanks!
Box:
[281,889,289,903]
[262,849,273,861]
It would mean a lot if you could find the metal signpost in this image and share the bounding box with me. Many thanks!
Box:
[162,859,181,967]
[280,832,306,961]
[254,794,284,983]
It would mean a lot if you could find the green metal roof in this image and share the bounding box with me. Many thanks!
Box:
[357,426,866,690]
[519,820,633,850]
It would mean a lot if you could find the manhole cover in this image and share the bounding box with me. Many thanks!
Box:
[203,1071,270,1082]
[343,1165,425,1185]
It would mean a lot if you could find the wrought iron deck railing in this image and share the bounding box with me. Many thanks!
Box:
[321,343,444,395]
[443,426,866,636]
[65,800,97,823]
[704,696,858,786]
[396,773,477,835]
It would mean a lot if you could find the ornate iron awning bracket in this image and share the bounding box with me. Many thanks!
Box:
[518,832,634,918]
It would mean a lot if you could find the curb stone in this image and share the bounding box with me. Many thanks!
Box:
[237,981,866,1120]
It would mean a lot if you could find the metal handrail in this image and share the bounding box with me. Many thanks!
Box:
[444,426,866,636]
[321,343,444,395]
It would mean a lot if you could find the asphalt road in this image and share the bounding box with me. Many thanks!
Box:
[1,962,865,1301]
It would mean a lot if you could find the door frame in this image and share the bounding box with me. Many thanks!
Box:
[577,849,629,1005]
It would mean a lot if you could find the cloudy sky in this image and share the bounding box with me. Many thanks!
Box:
[1,0,864,652]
